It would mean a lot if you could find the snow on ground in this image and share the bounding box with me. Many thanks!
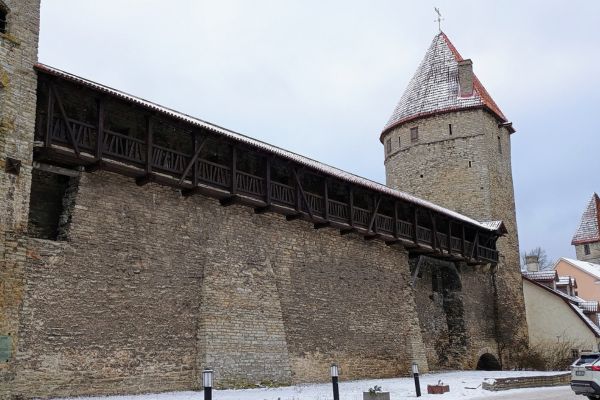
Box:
[49,371,568,400]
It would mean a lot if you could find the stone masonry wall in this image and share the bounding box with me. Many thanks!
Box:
[575,242,600,264]
[383,109,528,365]
[0,1,40,398]
[412,258,498,370]
[13,171,429,398]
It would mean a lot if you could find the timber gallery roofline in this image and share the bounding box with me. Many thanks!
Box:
[34,63,502,235]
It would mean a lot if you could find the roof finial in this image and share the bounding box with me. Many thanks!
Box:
[434,7,444,32]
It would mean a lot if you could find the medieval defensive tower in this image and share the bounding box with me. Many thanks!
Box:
[381,32,528,359]
[0,0,40,397]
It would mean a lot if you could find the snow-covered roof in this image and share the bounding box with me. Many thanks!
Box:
[570,303,600,337]
[572,193,600,245]
[381,32,511,138]
[560,258,600,281]
[35,63,503,234]
[522,270,557,282]
[557,276,577,287]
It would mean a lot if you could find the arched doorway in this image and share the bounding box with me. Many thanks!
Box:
[476,353,501,371]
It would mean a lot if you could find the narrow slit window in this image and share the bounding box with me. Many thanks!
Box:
[468,161,472,168]
[448,124,453,135]
[0,7,7,34]
[498,136,502,154]
[385,138,391,154]
[398,136,401,148]
[410,127,419,143]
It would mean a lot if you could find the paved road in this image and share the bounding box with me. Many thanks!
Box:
[472,386,580,399]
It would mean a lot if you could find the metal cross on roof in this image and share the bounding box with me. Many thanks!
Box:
[434,7,444,32]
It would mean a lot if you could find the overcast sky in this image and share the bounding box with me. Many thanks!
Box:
[38,0,600,264]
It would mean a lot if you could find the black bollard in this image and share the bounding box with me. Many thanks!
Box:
[412,362,421,397]
[330,363,340,400]
[203,368,214,400]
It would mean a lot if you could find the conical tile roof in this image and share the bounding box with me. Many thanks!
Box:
[572,193,600,245]
[381,32,511,140]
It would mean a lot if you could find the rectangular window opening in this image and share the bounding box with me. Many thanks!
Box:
[0,10,7,34]
[385,138,392,154]
[27,169,79,241]
[410,127,419,143]
[448,124,453,135]
[468,161,472,168]
[584,244,591,255]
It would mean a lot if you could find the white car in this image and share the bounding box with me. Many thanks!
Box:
[572,352,600,399]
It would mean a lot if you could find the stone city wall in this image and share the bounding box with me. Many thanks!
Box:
[12,170,430,398]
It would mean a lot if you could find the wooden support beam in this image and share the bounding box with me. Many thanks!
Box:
[219,195,240,207]
[364,233,380,241]
[461,224,466,257]
[96,97,104,160]
[323,179,329,220]
[178,134,207,185]
[413,207,419,244]
[367,196,381,233]
[51,84,80,156]
[349,188,354,227]
[314,222,330,229]
[447,221,452,254]
[231,146,237,195]
[136,173,155,186]
[286,213,302,221]
[33,161,80,177]
[181,187,200,198]
[293,169,314,219]
[472,231,480,260]
[265,157,272,206]
[430,211,437,251]
[254,205,273,214]
[145,116,153,176]
[385,240,400,246]
[393,201,399,239]
[45,83,54,148]
[85,160,104,173]
[340,228,356,236]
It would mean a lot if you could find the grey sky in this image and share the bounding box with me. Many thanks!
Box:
[38,0,600,264]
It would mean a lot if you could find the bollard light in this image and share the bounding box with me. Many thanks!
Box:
[330,363,340,400]
[412,362,421,398]
[412,362,419,375]
[330,363,339,378]
[203,368,214,400]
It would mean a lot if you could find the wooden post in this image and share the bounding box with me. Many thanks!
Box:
[447,221,452,254]
[265,157,271,205]
[413,207,419,244]
[323,178,329,220]
[430,212,437,251]
[96,98,104,160]
[393,201,399,239]
[192,134,199,187]
[145,116,153,176]
[231,145,237,195]
[461,224,466,257]
[349,187,354,227]
[45,83,54,148]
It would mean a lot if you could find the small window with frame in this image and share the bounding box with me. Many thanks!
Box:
[410,127,419,143]
[385,138,391,154]
[584,244,591,255]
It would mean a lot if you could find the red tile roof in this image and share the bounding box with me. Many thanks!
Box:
[572,193,600,245]
[381,32,513,140]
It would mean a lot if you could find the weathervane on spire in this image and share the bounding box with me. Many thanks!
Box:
[434,7,444,32]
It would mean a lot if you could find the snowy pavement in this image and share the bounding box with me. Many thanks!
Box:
[49,371,571,400]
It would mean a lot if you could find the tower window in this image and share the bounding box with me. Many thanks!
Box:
[468,161,472,168]
[449,124,453,135]
[398,136,401,148]
[410,127,419,143]
[0,7,7,34]
[498,136,502,154]
[385,138,391,154]
[584,244,591,255]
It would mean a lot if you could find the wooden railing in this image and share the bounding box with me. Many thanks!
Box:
[42,112,500,264]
